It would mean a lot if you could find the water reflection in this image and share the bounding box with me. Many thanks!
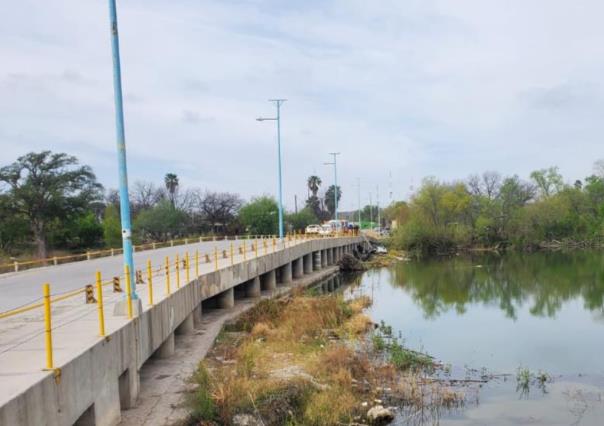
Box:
[391,251,604,319]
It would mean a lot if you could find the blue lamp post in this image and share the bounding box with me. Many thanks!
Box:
[108,0,137,299]
[324,152,341,221]
[257,99,286,239]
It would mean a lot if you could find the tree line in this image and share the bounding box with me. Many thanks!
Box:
[390,164,604,255]
[0,151,342,260]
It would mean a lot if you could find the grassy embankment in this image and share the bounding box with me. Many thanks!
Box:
[185,290,463,425]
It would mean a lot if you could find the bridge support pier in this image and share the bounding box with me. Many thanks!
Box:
[261,270,276,291]
[154,333,175,359]
[280,262,293,285]
[118,366,139,410]
[313,251,322,270]
[246,276,261,298]
[176,313,194,335]
[218,288,234,309]
[293,258,304,279]
[321,250,328,268]
[193,304,203,328]
[303,254,313,274]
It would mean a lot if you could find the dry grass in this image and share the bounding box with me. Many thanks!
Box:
[189,293,468,426]
[346,313,373,335]
[349,295,372,314]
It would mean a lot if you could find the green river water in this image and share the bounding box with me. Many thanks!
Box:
[343,251,604,425]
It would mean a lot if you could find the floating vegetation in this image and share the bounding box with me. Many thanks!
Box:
[516,366,552,398]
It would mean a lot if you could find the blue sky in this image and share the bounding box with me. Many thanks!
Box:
[2,0,604,211]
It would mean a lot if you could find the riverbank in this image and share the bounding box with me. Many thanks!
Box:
[184,286,474,425]
[118,267,341,426]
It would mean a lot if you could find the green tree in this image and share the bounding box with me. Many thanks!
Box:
[383,201,410,228]
[239,196,279,235]
[0,151,103,258]
[0,194,30,253]
[134,200,188,241]
[103,204,122,248]
[324,185,342,218]
[164,173,179,208]
[307,175,322,197]
[530,167,565,198]
[286,207,318,231]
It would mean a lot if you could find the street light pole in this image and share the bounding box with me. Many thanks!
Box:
[108,0,137,299]
[357,177,361,230]
[376,184,381,230]
[257,99,286,239]
[324,152,340,221]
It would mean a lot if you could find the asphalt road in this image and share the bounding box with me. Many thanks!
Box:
[0,237,271,312]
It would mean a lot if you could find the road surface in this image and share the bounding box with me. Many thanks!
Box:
[0,237,276,312]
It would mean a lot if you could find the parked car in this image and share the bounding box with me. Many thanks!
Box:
[305,224,322,234]
[319,224,334,236]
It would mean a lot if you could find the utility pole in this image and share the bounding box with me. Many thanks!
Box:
[357,178,361,230]
[257,99,287,239]
[324,152,340,221]
[294,195,298,214]
[376,184,381,229]
[108,0,137,299]
[369,192,373,226]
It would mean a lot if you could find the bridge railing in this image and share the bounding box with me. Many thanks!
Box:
[0,232,359,372]
[0,232,358,321]
[0,233,277,275]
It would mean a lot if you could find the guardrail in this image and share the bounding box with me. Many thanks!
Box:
[0,233,275,275]
[0,232,358,321]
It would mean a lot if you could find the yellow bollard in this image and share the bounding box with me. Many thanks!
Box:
[185,252,190,283]
[255,239,258,257]
[147,260,153,306]
[263,240,267,255]
[214,246,218,271]
[175,254,180,288]
[165,256,171,295]
[230,242,234,266]
[195,250,199,278]
[96,271,105,336]
[124,265,133,319]
[272,238,276,253]
[243,241,247,260]
[43,283,53,370]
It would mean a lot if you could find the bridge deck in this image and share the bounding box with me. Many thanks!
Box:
[0,236,360,425]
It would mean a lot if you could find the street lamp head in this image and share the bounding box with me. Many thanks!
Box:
[256,118,264,121]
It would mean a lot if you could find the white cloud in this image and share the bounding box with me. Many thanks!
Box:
[1,0,603,209]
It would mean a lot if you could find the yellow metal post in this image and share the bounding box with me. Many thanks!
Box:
[263,239,267,255]
[272,238,276,253]
[243,241,247,260]
[255,239,258,257]
[124,265,133,319]
[147,260,153,306]
[175,254,180,288]
[165,256,171,295]
[230,242,234,266]
[96,271,105,336]
[185,252,190,283]
[214,246,218,271]
[195,250,199,278]
[43,283,53,370]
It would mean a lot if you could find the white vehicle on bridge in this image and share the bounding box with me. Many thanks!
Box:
[305,224,322,234]
[319,224,334,236]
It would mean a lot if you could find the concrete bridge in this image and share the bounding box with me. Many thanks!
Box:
[0,236,364,426]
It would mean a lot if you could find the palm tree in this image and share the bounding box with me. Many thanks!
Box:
[307,175,322,197]
[164,173,179,208]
